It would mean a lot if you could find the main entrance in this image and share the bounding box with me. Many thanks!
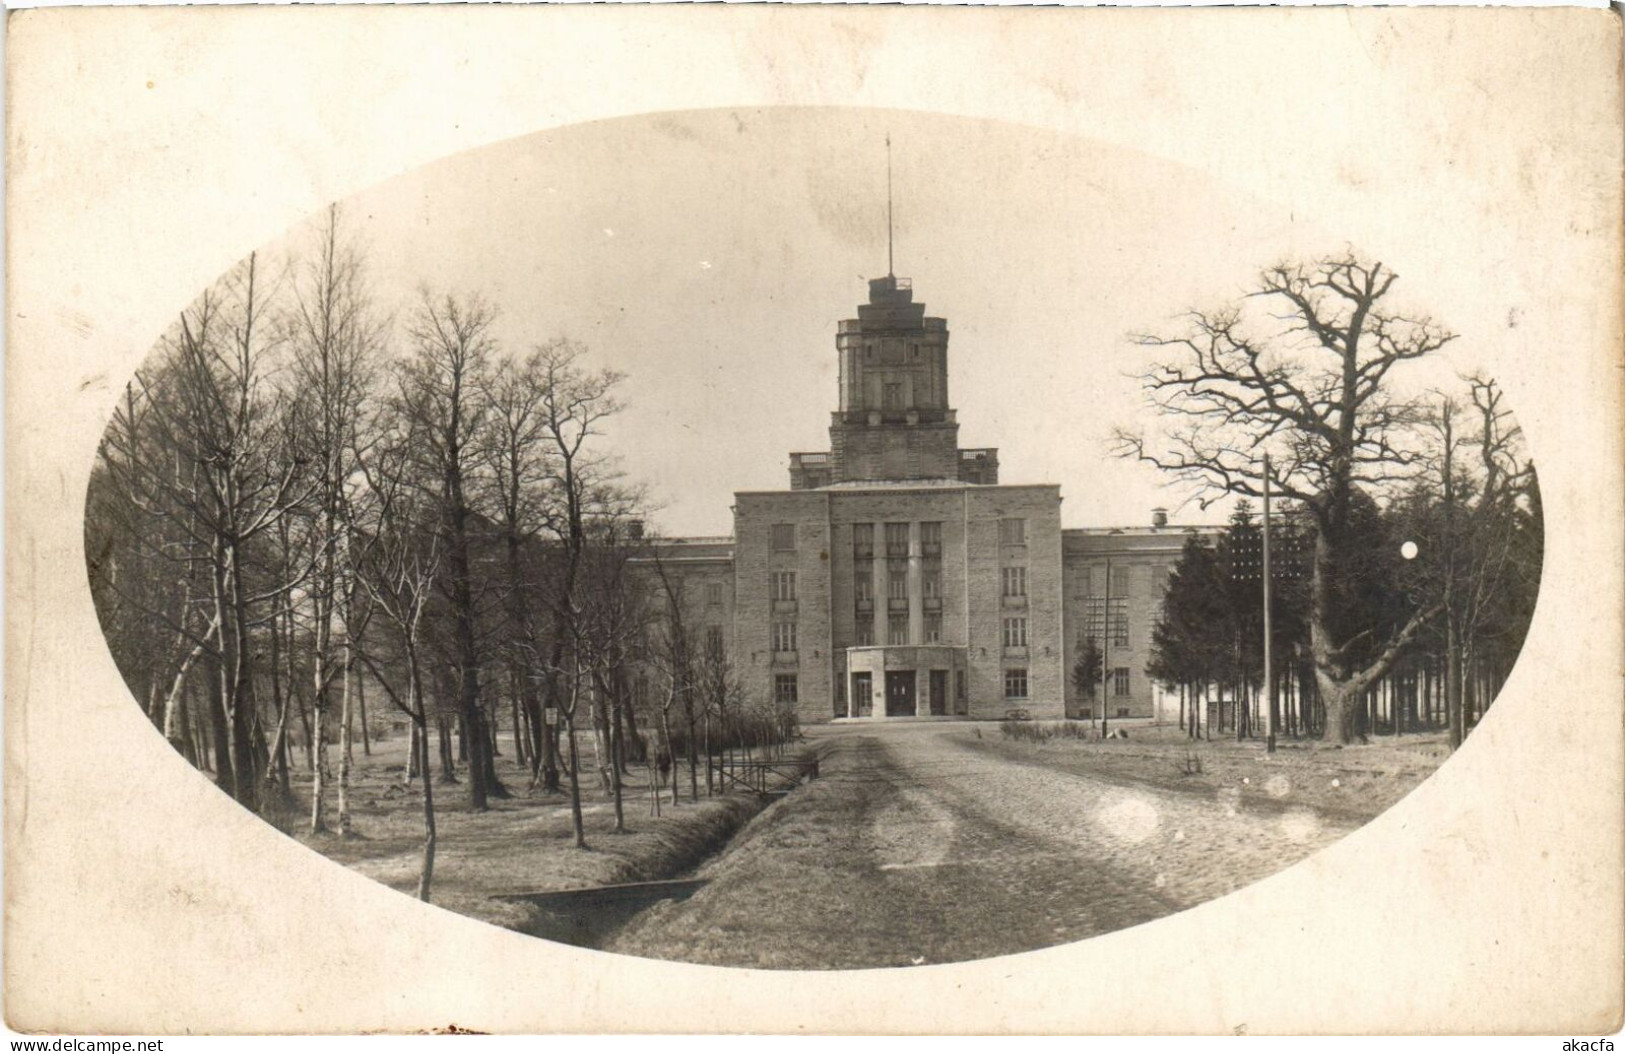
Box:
[885,670,916,717]
[844,645,966,720]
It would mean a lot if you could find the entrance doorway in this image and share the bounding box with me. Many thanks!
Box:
[851,672,873,717]
[885,670,916,717]
[929,670,948,715]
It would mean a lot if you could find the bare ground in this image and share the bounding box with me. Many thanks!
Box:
[604,722,1446,969]
[271,733,762,932]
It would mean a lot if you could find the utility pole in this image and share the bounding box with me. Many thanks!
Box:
[1263,453,1276,754]
[1100,556,1112,740]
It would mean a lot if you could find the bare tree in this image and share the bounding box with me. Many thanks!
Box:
[524,339,627,843]
[1117,254,1454,743]
[644,544,699,804]
[352,409,443,900]
[577,520,647,832]
[286,204,383,834]
[95,253,312,805]
[695,626,743,794]
[476,352,558,790]
[395,290,504,810]
[1416,375,1536,750]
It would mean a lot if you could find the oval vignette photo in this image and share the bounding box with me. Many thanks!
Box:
[83,109,1544,970]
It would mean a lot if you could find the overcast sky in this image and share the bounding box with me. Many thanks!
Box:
[259,106,1488,537]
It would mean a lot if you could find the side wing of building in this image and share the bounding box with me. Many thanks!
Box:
[1060,524,1216,723]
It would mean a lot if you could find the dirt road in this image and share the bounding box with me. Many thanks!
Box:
[606,723,1360,969]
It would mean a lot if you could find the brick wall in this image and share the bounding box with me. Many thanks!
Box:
[963,487,1065,719]
[732,491,832,727]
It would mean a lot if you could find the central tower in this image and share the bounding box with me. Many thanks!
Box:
[787,274,1000,489]
[829,275,958,482]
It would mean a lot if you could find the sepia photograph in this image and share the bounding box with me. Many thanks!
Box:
[7,4,1623,1035]
[82,109,1546,968]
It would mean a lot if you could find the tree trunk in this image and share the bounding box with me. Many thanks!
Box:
[686,710,700,804]
[416,717,436,903]
[357,672,371,757]
[337,648,354,838]
[437,715,458,784]
[608,682,626,834]
[564,713,587,850]
[205,650,234,793]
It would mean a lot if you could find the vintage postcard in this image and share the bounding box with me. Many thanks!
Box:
[6,4,1623,1035]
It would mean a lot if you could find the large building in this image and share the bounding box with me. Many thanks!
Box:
[650,272,1209,725]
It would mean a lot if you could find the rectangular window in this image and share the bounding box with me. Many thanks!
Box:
[999,518,1027,545]
[772,571,797,602]
[925,612,943,644]
[1002,617,1028,649]
[1001,565,1027,597]
[922,567,942,599]
[1084,596,1130,647]
[775,674,798,706]
[1113,667,1131,697]
[772,622,797,653]
[706,625,723,654]
[852,523,874,559]
[1111,565,1131,595]
[1089,566,1105,595]
[920,521,943,556]
[706,581,723,606]
[1004,668,1029,699]
[854,573,873,602]
[1117,707,1130,719]
[855,620,875,646]
[771,523,796,551]
[888,569,908,600]
[885,522,910,557]
[888,615,909,646]
[883,382,903,409]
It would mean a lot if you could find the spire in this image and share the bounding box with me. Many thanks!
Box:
[886,133,894,278]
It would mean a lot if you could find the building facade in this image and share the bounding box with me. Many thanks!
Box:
[650,273,1209,725]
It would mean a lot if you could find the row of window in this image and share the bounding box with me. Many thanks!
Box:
[771,517,1030,554]
[1001,667,1133,700]
[774,602,1131,653]
[773,565,1028,606]
[852,522,942,558]
[778,668,1132,706]
[1080,563,1173,596]
[1082,596,1130,648]
[1002,565,1026,598]
[853,565,944,601]
[851,612,947,647]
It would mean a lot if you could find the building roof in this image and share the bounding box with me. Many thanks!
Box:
[635,536,735,563]
[1062,524,1219,557]
[735,479,1059,496]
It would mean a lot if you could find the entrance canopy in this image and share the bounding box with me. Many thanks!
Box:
[844,645,967,719]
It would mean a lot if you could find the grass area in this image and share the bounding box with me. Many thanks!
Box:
[971,721,1450,823]
[607,734,910,968]
[271,732,768,933]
